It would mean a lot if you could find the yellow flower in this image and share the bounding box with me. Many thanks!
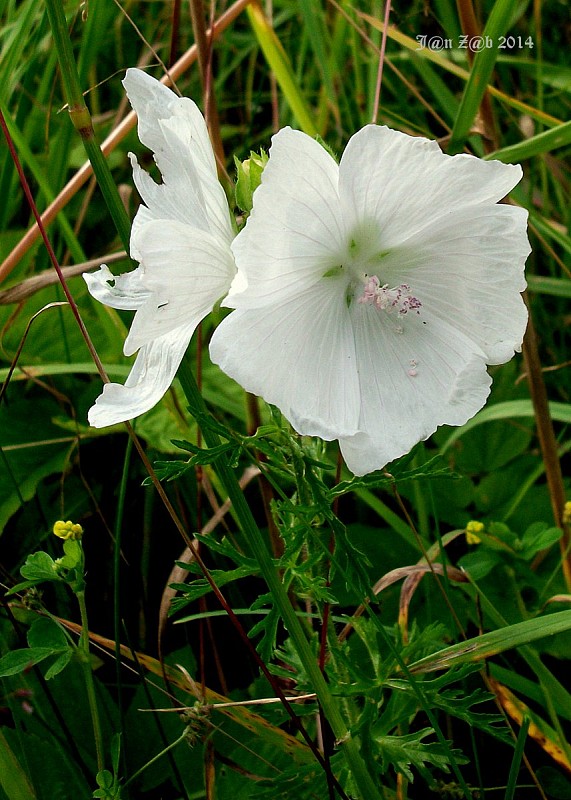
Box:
[53,520,84,540]
[465,520,484,545]
[562,501,571,526]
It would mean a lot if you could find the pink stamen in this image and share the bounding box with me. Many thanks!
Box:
[358,276,422,315]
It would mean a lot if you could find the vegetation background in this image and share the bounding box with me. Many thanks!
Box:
[0,0,570,798]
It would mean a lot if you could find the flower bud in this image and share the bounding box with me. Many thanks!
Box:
[234,150,268,213]
[53,520,84,540]
[465,520,484,545]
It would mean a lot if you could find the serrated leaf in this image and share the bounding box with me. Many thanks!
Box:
[193,533,259,568]
[170,565,258,608]
[388,667,510,745]
[328,454,454,500]
[250,604,280,662]
[372,727,466,782]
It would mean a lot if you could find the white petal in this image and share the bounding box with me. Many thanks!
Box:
[225,127,345,309]
[128,153,208,232]
[158,115,234,243]
[338,125,523,252]
[84,264,150,311]
[123,68,215,181]
[124,219,235,354]
[88,324,195,428]
[372,203,529,364]
[210,278,361,438]
[123,69,233,243]
[338,304,493,475]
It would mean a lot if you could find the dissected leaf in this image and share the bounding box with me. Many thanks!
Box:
[372,726,467,782]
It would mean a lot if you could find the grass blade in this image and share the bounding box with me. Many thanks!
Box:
[447,0,517,153]
[409,610,571,673]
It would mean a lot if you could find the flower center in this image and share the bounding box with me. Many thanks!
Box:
[357,275,422,315]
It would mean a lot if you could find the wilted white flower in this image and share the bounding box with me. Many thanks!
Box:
[85,68,235,427]
[210,125,530,475]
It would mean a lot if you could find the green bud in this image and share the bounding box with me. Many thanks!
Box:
[234,149,268,213]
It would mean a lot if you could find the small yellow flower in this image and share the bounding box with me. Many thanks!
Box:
[465,520,484,545]
[53,520,84,540]
[563,501,571,526]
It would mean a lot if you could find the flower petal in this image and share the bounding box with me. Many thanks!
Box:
[123,69,233,243]
[88,324,195,428]
[124,219,236,355]
[380,203,529,365]
[338,125,523,252]
[210,278,361,438]
[226,127,345,309]
[123,68,215,184]
[84,264,149,311]
[338,304,493,475]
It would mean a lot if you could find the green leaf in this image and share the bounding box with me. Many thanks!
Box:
[110,733,122,776]
[0,398,72,531]
[27,617,69,650]
[441,400,571,452]
[372,727,466,782]
[59,538,83,569]
[518,522,563,560]
[43,650,73,680]
[458,548,502,580]
[526,275,571,299]
[537,766,571,800]
[246,3,317,136]
[409,610,571,674]
[447,0,519,153]
[193,533,259,568]
[19,551,62,584]
[0,618,72,678]
[95,771,114,790]
[329,454,455,500]
[388,666,510,744]
[170,565,259,609]
[0,728,37,800]
[0,647,64,677]
[486,120,571,163]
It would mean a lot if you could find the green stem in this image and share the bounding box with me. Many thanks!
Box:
[177,357,382,800]
[123,730,187,788]
[114,437,133,767]
[43,0,131,251]
[76,589,105,772]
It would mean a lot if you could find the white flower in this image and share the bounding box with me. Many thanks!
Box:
[85,68,235,427]
[210,125,530,476]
